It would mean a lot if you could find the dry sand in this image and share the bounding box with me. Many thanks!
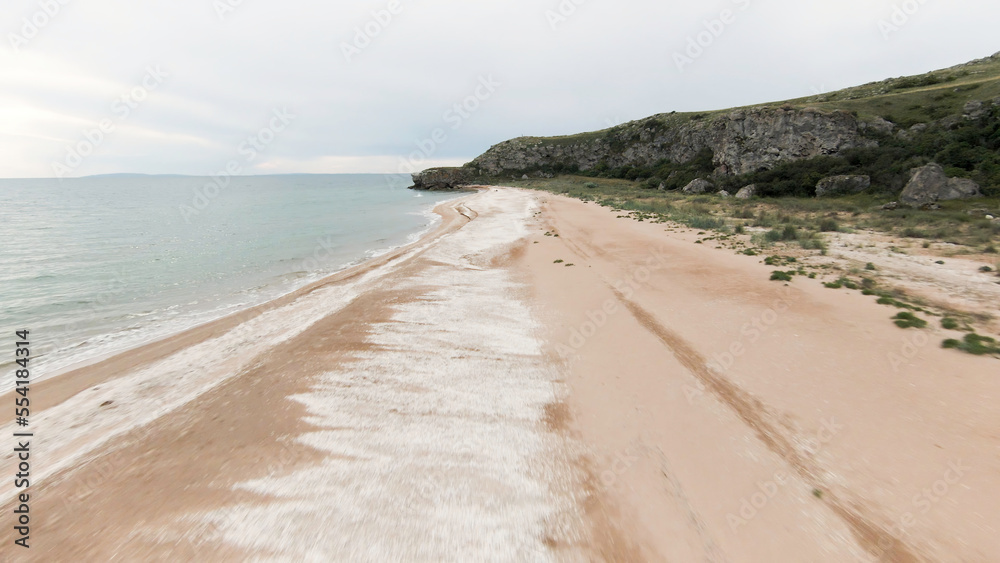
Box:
[2,187,999,562]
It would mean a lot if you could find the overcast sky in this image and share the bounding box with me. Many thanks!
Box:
[1,0,998,178]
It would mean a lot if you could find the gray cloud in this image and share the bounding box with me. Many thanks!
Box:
[2,0,998,177]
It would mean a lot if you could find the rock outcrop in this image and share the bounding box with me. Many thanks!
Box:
[899,164,982,207]
[862,116,895,135]
[897,123,928,141]
[945,178,983,199]
[683,178,713,194]
[468,107,878,178]
[735,185,757,199]
[815,175,871,197]
[964,100,988,120]
[410,167,473,191]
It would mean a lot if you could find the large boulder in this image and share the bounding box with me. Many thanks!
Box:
[682,178,713,194]
[897,122,927,141]
[815,175,871,197]
[410,167,473,191]
[942,178,983,200]
[735,185,757,199]
[900,164,982,207]
[964,100,987,120]
[861,116,895,135]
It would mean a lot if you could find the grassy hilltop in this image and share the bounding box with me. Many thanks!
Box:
[471,52,1000,200]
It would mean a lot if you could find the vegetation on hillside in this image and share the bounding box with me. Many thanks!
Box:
[516,53,1000,150]
[517,103,1000,199]
[472,53,1000,199]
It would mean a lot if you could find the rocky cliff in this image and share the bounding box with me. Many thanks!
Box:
[411,52,1000,197]
[467,107,881,178]
[409,167,474,191]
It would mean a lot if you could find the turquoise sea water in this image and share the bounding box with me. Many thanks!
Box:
[0,174,458,386]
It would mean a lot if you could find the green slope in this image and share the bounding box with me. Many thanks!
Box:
[527,52,1000,148]
[472,52,1000,198]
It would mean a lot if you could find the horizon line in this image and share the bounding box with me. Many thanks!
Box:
[0,171,430,181]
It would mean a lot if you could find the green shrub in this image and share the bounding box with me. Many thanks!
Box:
[766,225,800,242]
[941,317,961,330]
[800,238,827,251]
[875,295,923,311]
[751,233,773,248]
[819,218,839,232]
[770,271,794,282]
[893,312,928,329]
[684,216,725,230]
[943,333,1000,355]
[753,212,776,228]
[825,276,858,290]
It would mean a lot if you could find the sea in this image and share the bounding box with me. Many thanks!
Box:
[0,174,460,391]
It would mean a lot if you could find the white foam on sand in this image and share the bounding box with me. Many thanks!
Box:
[192,189,583,561]
[0,223,447,502]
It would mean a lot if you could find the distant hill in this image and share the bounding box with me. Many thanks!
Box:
[416,52,1000,198]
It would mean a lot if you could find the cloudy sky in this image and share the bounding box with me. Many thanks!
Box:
[2,0,998,178]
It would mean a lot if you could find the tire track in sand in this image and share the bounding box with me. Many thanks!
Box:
[611,287,921,563]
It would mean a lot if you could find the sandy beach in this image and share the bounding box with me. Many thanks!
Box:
[3,187,999,561]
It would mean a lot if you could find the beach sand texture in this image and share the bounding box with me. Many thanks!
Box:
[2,187,999,562]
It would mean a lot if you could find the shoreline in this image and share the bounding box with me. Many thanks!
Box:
[0,180,468,396]
[1,186,588,560]
[1,190,478,412]
[3,186,999,560]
